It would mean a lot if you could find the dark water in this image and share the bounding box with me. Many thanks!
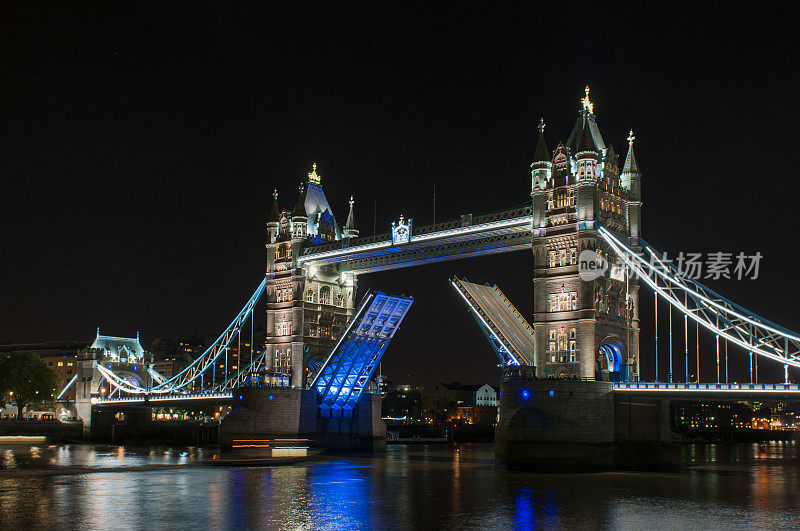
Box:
[1,442,799,529]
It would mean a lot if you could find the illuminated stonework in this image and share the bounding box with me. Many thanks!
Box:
[531,89,641,382]
[265,164,358,388]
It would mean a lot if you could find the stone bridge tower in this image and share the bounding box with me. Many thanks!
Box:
[530,87,641,381]
[264,165,358,388]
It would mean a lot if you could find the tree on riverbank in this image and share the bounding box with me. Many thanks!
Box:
[0,353,58,420]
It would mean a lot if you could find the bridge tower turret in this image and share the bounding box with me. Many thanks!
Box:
[264,188,306,387]
[575,120,599,224]
[531,118,551,233]
[265,164,359,389]
[621,130,642,241]
[343,196,359,239]
[531,87,640,382]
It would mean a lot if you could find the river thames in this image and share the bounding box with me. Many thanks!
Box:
[1,442,798,529]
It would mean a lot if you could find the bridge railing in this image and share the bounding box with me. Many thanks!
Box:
[614,382,800,392]
[300,204,533,257]
[92,391,234,404]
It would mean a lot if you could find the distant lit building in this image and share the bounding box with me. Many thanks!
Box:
[674,401,752,431]
[475,384,498,407]
[41,354,79,400]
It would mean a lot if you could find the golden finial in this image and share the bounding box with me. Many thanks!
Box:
[308,163,321,185]
[581,85,594,114]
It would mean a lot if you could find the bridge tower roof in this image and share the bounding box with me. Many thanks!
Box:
[532,118,550,163]
[90,328,145,361]
[303,163,340,239]
[566,87,605,153]
[268,188,280,223]
[622,130,641,175]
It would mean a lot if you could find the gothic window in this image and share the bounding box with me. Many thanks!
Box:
[550,292,578,312]
[273,350,291,372]
[559,249,567,266]
[337,292,344,307]
[569,340,577,362]
[276,322,291,336]
[569,248,577,265]
[319,324,331,338]
[320,286,331,305]
[277,287,293,303]
[549,251,556,267]
[557,331,567,352]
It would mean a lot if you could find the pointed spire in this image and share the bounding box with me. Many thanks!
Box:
[622,130,640,174]
[343,196,359,238]
[268,188,280,222]
[533,118,550,163]
[293,182,307,217]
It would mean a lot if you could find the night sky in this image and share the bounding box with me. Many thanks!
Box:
[3,4,799,386]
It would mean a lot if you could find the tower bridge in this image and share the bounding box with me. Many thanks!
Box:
[61,88,800,465]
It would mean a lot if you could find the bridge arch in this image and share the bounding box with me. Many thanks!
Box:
[596,337,627,382]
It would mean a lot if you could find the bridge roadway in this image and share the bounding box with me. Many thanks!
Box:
[91,382,800,410]
[298,205,534,273]
[92,392,233,408]
[614,382,800,400]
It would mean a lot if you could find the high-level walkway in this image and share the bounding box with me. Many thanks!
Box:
[299,206,533,273]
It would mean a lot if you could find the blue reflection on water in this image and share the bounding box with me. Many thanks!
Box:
[514,487,534,529]
[308,460,374,529]
[230,469,247,529]
[513,486,560,529]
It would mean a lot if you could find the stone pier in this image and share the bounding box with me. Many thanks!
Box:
[496,378,670,471]
[219,386,385,452]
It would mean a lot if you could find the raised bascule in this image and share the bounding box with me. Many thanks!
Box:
[63,87,800,466]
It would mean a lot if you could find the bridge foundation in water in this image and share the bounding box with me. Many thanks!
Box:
[496,376,671,471]
[219,386,385,453]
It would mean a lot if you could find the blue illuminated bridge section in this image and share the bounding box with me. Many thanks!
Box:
[299,206,533,274]
[614,382,800,399]
[311,291,413,414]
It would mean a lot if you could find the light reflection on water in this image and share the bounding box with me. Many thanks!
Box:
[1,442,799,529]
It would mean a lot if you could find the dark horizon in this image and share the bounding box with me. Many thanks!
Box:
[3,4,799,387]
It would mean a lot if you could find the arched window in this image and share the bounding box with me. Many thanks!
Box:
[305,289,314,303]
[320,286,331,305]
